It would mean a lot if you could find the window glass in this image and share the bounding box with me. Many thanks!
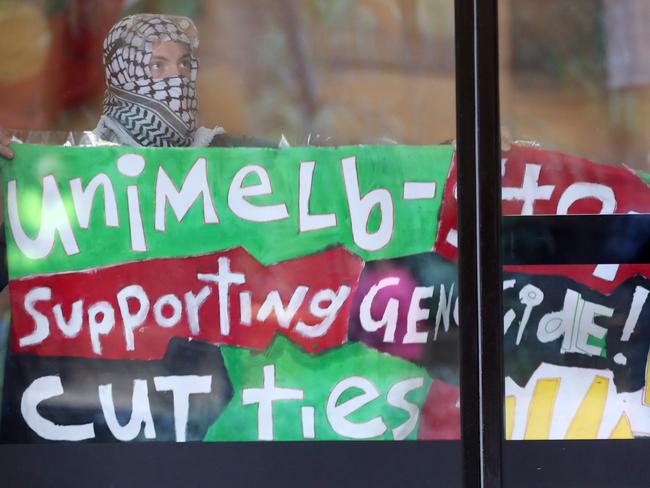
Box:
[0,0,460,455]
[501,0,650,443]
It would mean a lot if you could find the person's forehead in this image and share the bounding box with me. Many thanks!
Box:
[151,40,191,57]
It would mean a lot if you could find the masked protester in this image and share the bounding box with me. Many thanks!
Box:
[96,14,221,147]
[0,13,271,159]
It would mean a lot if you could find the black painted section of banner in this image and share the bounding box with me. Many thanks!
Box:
[503,440,650,487]
[503,273,650,391]
[1,338,232,442]
[502,214,650,265]
[0,441,462,488]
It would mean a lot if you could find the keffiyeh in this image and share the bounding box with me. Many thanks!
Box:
[98,14,200,147]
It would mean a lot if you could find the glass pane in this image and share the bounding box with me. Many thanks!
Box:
[500,0,650,447]
[0,0,460,463]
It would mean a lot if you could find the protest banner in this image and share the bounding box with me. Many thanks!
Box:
[435,146,650,293]
[5,142,650,443]
[1,143,456,442]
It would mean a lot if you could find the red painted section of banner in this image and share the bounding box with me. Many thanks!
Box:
[434,146,650,292]
[503,264,650,295]
[417,380,461,440]
[433,153,458,262]
[10,247,362,359]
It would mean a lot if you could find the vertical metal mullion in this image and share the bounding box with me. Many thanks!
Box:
[455,0,503,487]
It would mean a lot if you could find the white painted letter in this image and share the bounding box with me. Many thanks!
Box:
[8,177,80,259]
[198,257,245,336]
[405,286,433,344]
[88,301,115,355]
[153,294,182,328]
[326,376,386,439]
[576,301,611,357]
[53,300,83,338]
[557,183,616,215]
[299,161,336,232]
[155,158,219,231]
[387,377,424,440]
[434,284,455,340]
[184,286,211,335]
[117,285,150,351]
[622,286,650,341]
[116,154,147,252]
[154,375,212,442]
[359,277,400,342]
[21,376,94,441]
[99,379,156,441]
[295,286,351,338]
[516,284,544,345]
[341,156,394,251]
[257,287,309,329]
[228,165,289,222]
[242,365,303,441]
[70,174,119,229]
[537,289,579,351]
[20,287,52,348]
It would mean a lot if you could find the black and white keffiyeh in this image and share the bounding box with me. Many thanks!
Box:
[98,14,200,147]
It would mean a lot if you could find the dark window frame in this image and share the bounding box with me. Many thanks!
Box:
[455,0,503,487]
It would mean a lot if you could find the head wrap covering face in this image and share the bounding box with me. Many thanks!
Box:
[101,14,199,147]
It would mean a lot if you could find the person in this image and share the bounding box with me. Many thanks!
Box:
[0,13,271,159]
[94,13,220,148]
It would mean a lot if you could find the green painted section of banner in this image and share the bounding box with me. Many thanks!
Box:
[204,336,432,441]
[3,144,452,279]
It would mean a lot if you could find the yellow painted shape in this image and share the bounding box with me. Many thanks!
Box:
[609,413,633,439]
[505,396,516,440]
[524,378,560,440]
[643,350,650,405]
[565,375,608,439]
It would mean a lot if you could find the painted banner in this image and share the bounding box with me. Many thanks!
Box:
[0,143,458,442]
[4,144,452,277]
[4,142,650,443]
[435,146,650,293]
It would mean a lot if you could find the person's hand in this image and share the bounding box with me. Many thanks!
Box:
[0,126,15,160]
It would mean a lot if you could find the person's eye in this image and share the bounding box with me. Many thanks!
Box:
[179,59,190,69]
[150,62,161,70]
